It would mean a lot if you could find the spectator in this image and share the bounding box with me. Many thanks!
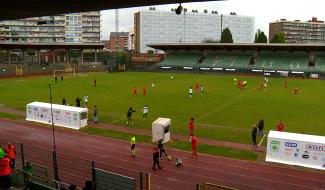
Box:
[152,145,162,170]
[93,105,98,124]
[157,139,168,160]
[83,180,94,190]
[251,124,257,147]
[257,119,264,137]
[62,97,67,105]
[76,96,81,107]
[69,184,77,190]
[276,120,285,132]
[4,143,15,168]
[0,152,11,190]
[23,161,33,189]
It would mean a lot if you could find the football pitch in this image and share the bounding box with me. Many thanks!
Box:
[1,72,324,144]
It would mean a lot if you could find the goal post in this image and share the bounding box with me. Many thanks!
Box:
[53,69,76,77]
[16,66,23,76]
[53,63,76,77]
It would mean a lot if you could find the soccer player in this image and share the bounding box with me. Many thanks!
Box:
[171,74,174,80]
[200,85,204,95]
[243,80,247,88]
[142,86,147,96]
[264,77,269,88]
[142,105,148,119]
[151,82,156,91]
[133,85,137,96]
[126,107,136,125]
[130,136,136,158]
[195,83,199,93]
[276,120,285,132]
[284,79,288,89]
[190,135,198,159]
[233,78,237,85]
[83,94,89,107]
[93,79,97,87]
[294,87,299,95]
[188,117,195,136]
[189,87,193,98]
[259,80,264,90]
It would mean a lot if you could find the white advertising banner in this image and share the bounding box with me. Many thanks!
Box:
[26,102,88,130]
[266,131,325,170]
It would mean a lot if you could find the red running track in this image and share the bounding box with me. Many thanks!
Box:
[0,119,324,190]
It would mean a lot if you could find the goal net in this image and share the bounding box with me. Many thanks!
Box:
[53,64,76,77]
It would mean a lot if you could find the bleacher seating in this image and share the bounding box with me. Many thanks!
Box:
[201,52,251,69]
[159,51,203,67]
[158,50,325,73]
[253,52,309,71]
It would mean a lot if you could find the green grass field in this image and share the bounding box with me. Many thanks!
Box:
[0,72,324,144]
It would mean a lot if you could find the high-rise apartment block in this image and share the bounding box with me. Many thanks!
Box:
[134,10,255,53]
[269,17,325,43]
[0,11,100,43]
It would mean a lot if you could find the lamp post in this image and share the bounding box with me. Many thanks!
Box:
[48,83,59,180]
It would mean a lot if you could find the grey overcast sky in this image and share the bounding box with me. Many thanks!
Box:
[100,0,324,40]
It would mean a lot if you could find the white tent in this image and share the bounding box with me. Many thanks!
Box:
[152,117,171,143]
[26,102,88,130]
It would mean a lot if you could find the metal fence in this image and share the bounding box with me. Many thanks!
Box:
[0,139,150,190]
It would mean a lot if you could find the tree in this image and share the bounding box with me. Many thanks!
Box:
[271,32,285,43]
[221,27,233,43]
[254,29,267,43]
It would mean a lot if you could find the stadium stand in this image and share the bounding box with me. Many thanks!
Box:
[201,51,251,69]
[159,50,203,67]
[253,52,309,71]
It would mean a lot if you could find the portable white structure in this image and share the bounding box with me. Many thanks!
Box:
[266,130,325,170]
[26,102,88,130]
[152,117,171,143]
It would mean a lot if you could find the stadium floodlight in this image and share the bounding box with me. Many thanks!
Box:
[175,3,183,15]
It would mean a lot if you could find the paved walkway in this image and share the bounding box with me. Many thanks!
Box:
[0,107,265,152]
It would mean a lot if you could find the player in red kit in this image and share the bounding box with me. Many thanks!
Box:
[188,117,195,136]
[142,86,146,96]
[190,135,198,159]
[195,83,199,93]
[276,120,284,132]
[284,79,288,89]
[133,86,137,96]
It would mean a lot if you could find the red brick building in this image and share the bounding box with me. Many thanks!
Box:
[105,32,129,52]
